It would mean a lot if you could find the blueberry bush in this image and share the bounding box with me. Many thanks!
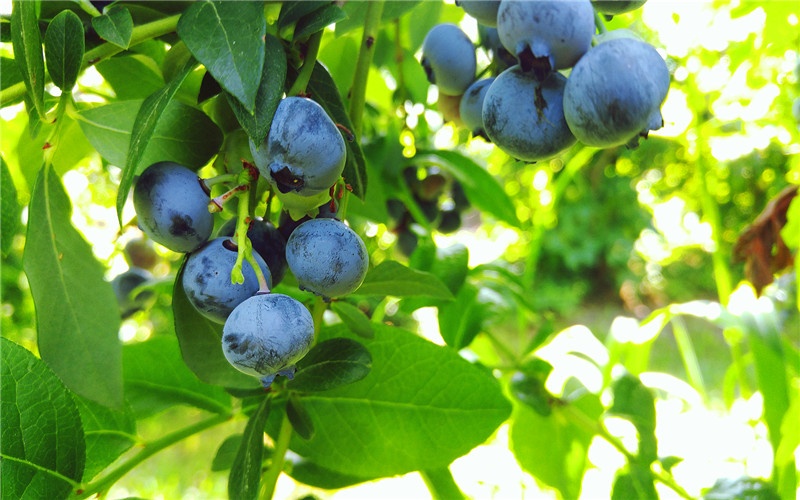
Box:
[1,1,799,499]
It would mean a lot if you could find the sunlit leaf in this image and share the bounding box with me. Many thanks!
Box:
[44,10,84,92]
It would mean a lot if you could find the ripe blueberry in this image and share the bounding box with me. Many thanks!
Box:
[286,218,369,300]
[222,293,315,388]
[421,23,477,96]
[133,161,213,253]
[250,97,346,197]
[459,77,495,138]
[182,237,273,324]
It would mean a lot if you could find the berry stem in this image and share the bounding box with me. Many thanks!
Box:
[287,30,323,97]
[420,467,467,500]
[203,173,237,188]
[593,10,608,34]
[348,0,384,140]
[259,409,293,500]
[209,184,249,213]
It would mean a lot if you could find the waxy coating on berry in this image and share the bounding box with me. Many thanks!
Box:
[222,293,315,388]
[459,77,495,138]
[286,218,369,300]
[563,37,670,148]
[421,23,477,96]
[456,0,500,27]
[496,0,594,80]
[482,66,576,162]
[111,267,153,318]
[182,237,273,324]
[133,161,214,253]
[249,97,346,197]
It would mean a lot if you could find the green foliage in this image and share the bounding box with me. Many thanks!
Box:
[1,1,798,499]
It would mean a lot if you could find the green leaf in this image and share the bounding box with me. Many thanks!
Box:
[609,374,657,464]
[703,477,781,500]
[1,157,21,256]
[355,260,454,300]
[75,98,221,174]
[226,34,286,145]
[44,9,84,92]
[73,395,136,482]
[511,393,602,499]
[509,361,554,417]
[96,55,165,100]
[91,6,133,49]
[304,63,368,199]
[293,4,347,41]
[173,262,260,389]
[416,149,520,227]
[288,338,372,393]
[277,1,329,31]
[229,397,270,500]
[11,0,45,119]
[117,56,199,224]
[330,301,374,339]
[1,57,23,89]
[335,1,422,36]
[212,434,243,472]
[611,464,657,500]
[1,337,85,498]
[178,0,266,112]
[286,394,315,440]
[438,284,488,349]
[22,163,123,408]
[270,323,511,478]
[287,457,373,489]
[122,336,233,419]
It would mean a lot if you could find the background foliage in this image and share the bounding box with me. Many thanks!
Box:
[1,1,799,499]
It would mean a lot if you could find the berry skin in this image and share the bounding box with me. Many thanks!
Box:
[421,23,477,96]
[222,293,315,388]
[286,218,369,300]
[133,161,213,253]
[496,0,594,80]
[111,267,153,318]
[459,77,495,138]
[218,217,288,286]
[249,97,346,197]
[457,0,501,27]
[482,66,576,162]
[182,237,273,324]
[563,37,670,148]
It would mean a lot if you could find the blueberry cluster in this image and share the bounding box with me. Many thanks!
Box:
[130,96,368,388]
[387,167,470,256]
[422,0,668,161]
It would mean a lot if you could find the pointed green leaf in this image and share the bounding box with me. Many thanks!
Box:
[1,57,23,89]
[304,63,367,199]
[117,57,199,223]
[91,6,133,49]
[288,457,373,489]
[286,394,315,440]
[75,98,221,173]
[122,336,232,419]
[11,0,45,119]
[1,157,21,256]
[73,396,136,482]
[96,55,165,100]
[288,338,372,393]
[330,301,374,339]
[416,149,520,227]
[177,0,266,112]
[438,283,489,349]
[355,260,454,299]
[212,434,244,472]
[511,393,602,499]
[229,397,271,500]
[226,34,286,145]
[173,262,260,389]
[271,323,511,478]
[22,164,123,408]
[611,464,658,500]
[293,4,347,41]
[1,337,85,498]
[277,1,329,31]
[44,10,84,92]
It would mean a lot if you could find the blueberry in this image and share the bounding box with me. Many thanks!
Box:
[218,217,288,286]
[482,66,576,162]
[249,97,346,197]
[133,161,213,253]
[222,293,315,388]
[182,237,273,324]
[124,237,158,270]
[111,267,153,318]
[563,37,670,148]
[456,0,500,27]
[496,0,594,80]
[421,24,477,96]
[286,218,369,300]
[459,77,495,138]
